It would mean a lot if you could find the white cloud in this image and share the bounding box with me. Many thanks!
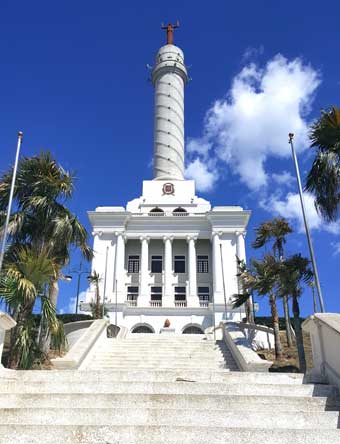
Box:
[188,54,320,190]
[60,291,88,314]
[271,171,295,187]
[242,46,264,61]
[331,242,340,256]
[261,191,340,234]
[185,158,218,192]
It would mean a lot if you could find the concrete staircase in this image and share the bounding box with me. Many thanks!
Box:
[80,333,239,371]
[0,333,339,443]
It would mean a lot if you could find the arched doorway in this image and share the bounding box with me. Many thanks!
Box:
[182,325,204,334]
[131,324,155,333]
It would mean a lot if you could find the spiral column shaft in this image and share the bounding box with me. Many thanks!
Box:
[151,44,188,181]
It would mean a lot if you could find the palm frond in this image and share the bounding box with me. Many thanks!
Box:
[231,292,251,309]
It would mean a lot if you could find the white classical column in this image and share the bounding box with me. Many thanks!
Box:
[138,236,149,307]
[212,232,223,300]
[163,236,174,307]
[236,231,246,263]
[114,231,126,297]
[187,236,200,307]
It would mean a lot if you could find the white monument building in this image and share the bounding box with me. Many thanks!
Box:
[83,24,250,334]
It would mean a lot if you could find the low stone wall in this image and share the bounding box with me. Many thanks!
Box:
[220,321,273,372]
[302,313,340,389]
[64,320,95,350]
[0,312,16,368]
[238,322,275,351]
[51,319,108,369]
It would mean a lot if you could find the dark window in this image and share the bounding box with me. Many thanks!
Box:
[173,207,187,214]
[151,255,162,273]
[151,286,162,301]
[175,286,186,301]
[150,207,164,213]
[197,255,209,273]
[128,255,140,273]
[183,325,203,334]
[127,286,139,302]
[198,286,210,302]
[132,325,153,333]
[174,255,186,273]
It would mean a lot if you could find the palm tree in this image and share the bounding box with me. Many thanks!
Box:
[0,152,92,354]
[232,257,254,324]
[278,254,313,373]
[88,271,101,319]
[252,218,293,347]
[0,246,60,369]
[237,255,283,361]
[305,106,340,222]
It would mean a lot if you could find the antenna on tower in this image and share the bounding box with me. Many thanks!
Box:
[161,20,180,45]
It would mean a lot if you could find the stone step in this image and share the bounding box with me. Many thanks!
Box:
[93,347,228,353]
[0,407,339,429]
[86,365,233,370]
[90,356,231,362]
[0,369,306,384]
[0,381,336,397]
[1,393,339,411]
[1,425,339,444]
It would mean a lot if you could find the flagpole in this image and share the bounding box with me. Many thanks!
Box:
[288,133,325,312]
[0,131,23,275]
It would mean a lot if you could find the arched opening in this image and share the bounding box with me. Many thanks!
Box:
[173,207,188,216]
[182,325,204,334]
[131,324,155,334]
[149,207,164,216]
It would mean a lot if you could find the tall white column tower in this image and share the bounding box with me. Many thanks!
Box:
[151,23,188,181]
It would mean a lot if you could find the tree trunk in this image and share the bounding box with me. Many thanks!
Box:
[269,292,283,361]
[283,295,293,347]
[245,298,254,324]
[39,279,59,355]
[292,294,306,373]
[95,283,101,319]
[8,301,34,369]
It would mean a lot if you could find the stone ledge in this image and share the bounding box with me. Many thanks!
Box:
[220,321,272,372]
[51,319,108,369]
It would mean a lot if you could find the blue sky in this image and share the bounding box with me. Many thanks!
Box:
[1,0,339,316]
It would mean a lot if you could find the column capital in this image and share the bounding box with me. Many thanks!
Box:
[235,230,246,238]
[92,230,103,238]
[163,235,173,242]
[139,236,150,243]
[211,231,222,240]
[186,235,197,243]
[114,231,125,237]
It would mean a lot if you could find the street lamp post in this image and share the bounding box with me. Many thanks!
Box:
[0,132,23,276]
[288,133,325,313]
[65,262,91,314]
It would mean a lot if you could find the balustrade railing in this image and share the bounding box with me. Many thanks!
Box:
[150,301,162,307]
[174,301,187,307]
[199,300,209,308]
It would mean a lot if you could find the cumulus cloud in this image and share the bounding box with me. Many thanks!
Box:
[185,158,218,192]
[261,191,340,234]
[59,291,88,314]
[271,171,295,187]
[187,54,320,191]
